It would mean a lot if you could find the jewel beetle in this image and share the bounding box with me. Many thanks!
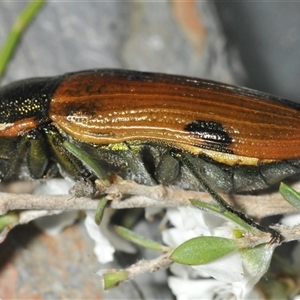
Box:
[0,68,300,197]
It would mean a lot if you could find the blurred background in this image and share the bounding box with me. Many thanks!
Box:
[0,1,299,299]
[214,1,300,102]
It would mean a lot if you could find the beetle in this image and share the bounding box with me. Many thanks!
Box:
[3,68,300,240]
[1,68,300,197]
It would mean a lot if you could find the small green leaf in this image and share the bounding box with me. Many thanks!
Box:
[190,199,254,232]
[115,226,169,251]
[95,196,108,225]
[0,1,45,79]
[0,212,19,231]
[232,228,244,239]
[103,270,129,290]
[279,182,300,211]
[170,236,238,265]
[63,141,110,184]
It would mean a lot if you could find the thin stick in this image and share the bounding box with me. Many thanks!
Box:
[0,180,297,219]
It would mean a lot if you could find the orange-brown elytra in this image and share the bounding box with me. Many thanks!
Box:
[0,69,300,197]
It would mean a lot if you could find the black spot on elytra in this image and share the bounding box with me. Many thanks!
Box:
[185,120,233,153]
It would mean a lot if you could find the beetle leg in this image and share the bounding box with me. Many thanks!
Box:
[42,125,91,180]
[1,137,27,180]
[155,151,180,185]
[62,140,110,184]
[26,130,50,179]
[1,132,55,180]
[172,150,283,244]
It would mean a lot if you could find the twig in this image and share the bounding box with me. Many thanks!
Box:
[126,252,173,278]
[100,251,173,288]
[0,180,297,219]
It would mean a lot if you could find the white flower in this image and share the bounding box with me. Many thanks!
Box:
[84,211,115,264]
[168,276,264,300]
[84,209,136,265]
[281,212,300,226]
[34,211,79,235]
[33,178,74,195]
[163,207,275,299]
[33,179,135,264]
